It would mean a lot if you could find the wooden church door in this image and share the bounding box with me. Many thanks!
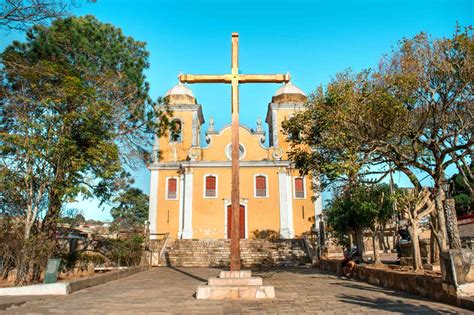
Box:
[227,205,245,239]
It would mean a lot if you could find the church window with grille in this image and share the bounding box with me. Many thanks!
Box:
[255,175,268,197]
[204,175,217,198]
[294,177,305,199]
[166,177,178,200]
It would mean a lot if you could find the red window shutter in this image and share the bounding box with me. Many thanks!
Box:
[206,176,216,189]
[168,178,177,199]
[295,178,304,198]
[206,176,216,197]
[256,176,266,189]
[256,176,266,197]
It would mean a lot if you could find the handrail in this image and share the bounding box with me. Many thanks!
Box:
[302,234,315,259]
[159,233,171,260]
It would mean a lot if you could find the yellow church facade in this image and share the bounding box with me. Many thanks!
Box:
[148,81,322,239]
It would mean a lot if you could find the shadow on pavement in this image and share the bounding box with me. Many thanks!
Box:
[337,294,460,314]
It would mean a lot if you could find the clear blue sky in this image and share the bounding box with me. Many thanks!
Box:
[1,0,472,220]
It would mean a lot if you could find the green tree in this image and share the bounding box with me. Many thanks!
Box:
[284,26,473,254]
[0,16,169,284]
[110,187,149,231]
[325,183,394,263]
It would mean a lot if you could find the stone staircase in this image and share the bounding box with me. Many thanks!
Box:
[154,239,310,267]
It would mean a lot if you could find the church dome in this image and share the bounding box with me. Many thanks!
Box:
[272,82,307,104]
[164,82,196,105]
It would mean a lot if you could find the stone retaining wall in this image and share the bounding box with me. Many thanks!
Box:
[157,239,309,267]
[318,259,474,311]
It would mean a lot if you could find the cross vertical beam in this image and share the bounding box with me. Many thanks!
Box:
[179,33,290,272]
[230,32,241,271]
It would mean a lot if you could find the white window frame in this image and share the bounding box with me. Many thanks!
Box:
[224,143,246,161]
[165,176,179,200]
[253,174,269,198]
[293,176,306,199]
[203,173,218,198]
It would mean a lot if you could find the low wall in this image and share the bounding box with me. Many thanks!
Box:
[67,265,148,293]
[318,259,474,311]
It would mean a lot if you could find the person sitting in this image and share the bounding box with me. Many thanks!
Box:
[396,228,411,259]
[340,245,360,277]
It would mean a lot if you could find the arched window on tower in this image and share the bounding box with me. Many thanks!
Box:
[170,119,182,142]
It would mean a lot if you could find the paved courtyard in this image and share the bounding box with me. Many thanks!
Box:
[1,267,469,314]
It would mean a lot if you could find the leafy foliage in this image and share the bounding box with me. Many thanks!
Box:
[451,162,473,217]
[110,187,149,231]
[325,184,394,248]
[284,26,473,252]
[0,0,93,31]
[0,15,169,284]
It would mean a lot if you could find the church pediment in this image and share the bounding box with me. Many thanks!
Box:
[187,124,282,162]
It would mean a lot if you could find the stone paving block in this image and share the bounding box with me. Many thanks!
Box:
[2,267,471,314]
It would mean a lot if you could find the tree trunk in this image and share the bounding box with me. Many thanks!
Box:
[434,185,448,251]
[408,221,423,272]
[429,213,440,264]
[355,228,365,262]
[372,231,381,265]
[443,198,462,250]
[42,188,62,241]
[392,221,398,250]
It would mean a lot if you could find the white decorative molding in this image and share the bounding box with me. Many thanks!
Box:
[278,169,294,239]
[182,168,193,239]
[187,146,201,161]
[286,171,295,238]
[148,170,159,239]
[312,175,323,225]
[224,143,246,161]
[272,109,278,147]
[192,111,198,146]
[178,174,185,239]
[149,160,292,170]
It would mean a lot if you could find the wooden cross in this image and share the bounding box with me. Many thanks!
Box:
[180,32,290,271]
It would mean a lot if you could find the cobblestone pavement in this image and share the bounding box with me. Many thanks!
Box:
[2,267,470,314]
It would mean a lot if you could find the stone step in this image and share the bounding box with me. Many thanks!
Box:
[208,277,262,286]
[156,239,310,267]
[219,270,252,278]
[196,285,275,300]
